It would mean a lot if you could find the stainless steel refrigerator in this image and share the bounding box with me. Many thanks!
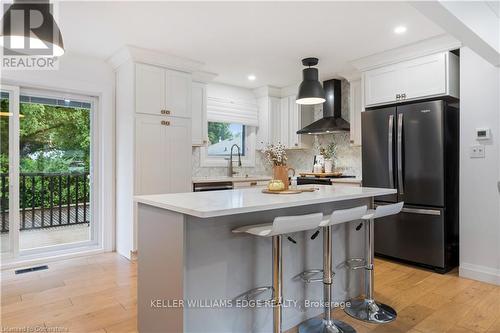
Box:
[362,99,459,273]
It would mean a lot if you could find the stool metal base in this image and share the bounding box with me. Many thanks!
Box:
[344,299,397,324]
[299,318,356,333]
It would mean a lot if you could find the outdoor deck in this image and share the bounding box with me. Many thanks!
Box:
[0,172,91,250]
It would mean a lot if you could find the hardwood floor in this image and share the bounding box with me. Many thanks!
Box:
[1,253,499,333]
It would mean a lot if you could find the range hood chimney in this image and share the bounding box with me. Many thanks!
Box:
[296,79,350,134]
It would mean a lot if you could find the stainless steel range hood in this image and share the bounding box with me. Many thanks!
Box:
[297,79,350,134]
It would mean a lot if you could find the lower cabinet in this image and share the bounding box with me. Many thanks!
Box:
[232,180,269,188]
[135,114,192,195]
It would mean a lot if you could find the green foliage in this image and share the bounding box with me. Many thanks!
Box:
[0,100,91,211]
[208,122,233,145]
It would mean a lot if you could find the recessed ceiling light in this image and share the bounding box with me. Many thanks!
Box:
[394,25,407,34]
[247,74,256,81]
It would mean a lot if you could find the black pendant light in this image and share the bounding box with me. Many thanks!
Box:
[0,1,64,57]
[296,57,325,105]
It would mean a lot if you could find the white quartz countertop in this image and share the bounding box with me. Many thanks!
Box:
[134,185,396,218]
[192,176,272,184]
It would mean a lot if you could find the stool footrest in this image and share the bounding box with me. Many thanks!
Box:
[233,286,272,304]
[298,269,335,283]
[346,258,366,270]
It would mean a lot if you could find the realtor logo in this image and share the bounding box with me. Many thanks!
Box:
[0,1,64,70]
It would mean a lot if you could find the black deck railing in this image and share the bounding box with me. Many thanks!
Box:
[0,172,90,233]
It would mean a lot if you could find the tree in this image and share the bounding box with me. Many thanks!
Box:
[208,122,233,145]
[0,100,91,173]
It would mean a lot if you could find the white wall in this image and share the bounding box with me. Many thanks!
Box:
[1,53,116,253]
[459,47,500,285]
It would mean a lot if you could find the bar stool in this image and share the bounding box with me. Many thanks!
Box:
[232,212,324,333]
[298,205,368,333]
[344,202,404,324]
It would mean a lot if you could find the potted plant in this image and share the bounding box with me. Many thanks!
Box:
[319,142,337,173]
[263,143,292,189]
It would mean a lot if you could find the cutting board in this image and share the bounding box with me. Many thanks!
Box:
[299,172,343,178]
[262,188,318,195]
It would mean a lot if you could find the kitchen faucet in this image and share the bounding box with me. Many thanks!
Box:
[228,144,242,177]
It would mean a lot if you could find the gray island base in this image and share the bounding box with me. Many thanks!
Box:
[135,185,396,333]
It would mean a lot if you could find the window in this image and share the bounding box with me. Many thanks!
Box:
[207,122,246,156]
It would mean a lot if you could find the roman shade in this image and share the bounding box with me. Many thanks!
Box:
[207,96,258,127]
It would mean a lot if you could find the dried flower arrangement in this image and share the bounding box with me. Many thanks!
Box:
[319,141,338,160]
[262,143,288,166]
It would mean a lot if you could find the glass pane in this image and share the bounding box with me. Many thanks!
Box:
[207,122,245,156]
[19,96,92,250]
[0,92,10,253]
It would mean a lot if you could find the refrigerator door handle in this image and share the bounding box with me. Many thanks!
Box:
[388,115,394,189]
[397,113,404,195]
[401,207,442,216]
[374,204,442,216]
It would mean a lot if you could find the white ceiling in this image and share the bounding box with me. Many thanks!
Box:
[58,1,445,88]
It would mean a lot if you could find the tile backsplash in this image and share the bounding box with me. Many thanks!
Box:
[192,79,362,178]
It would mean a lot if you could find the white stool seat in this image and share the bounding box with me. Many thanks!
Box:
[362,202,404,220]
[233,213,324,237]
[319,205,368,227]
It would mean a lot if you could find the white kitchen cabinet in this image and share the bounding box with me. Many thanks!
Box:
[269,96,282,146]
[135,63,165,115]
[135,114,191,195]
[349,79,362,146]
[191,82,207,146]
[364,65,400,107]
[256,92,312,150]
[115,59,193,259]
[363,52,459,108]
[285,96,313,149]
[135,63,192,118]
[232,180,268,188]
[165,69,192,118]
[279,97,290,147]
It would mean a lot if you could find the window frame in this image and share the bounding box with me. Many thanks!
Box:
[200,123,256,167]
[206,122,246,157]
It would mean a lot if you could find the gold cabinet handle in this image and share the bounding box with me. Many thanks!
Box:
[161,120,171,126]
[160,110,171,115]
[250,182,257,186]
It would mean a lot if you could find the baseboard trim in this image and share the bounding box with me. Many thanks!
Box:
[459,262,500,285]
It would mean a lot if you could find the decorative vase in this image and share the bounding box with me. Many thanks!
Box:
[273,165,290,190]
[324,159,333,173]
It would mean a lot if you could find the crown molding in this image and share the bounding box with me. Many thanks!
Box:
[107,45,205,72]
[192,71,218,83]
[337,71,361,82]
[350,34,462,72]
[253,85,281,99]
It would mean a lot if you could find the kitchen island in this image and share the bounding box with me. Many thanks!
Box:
[135,185,396,333]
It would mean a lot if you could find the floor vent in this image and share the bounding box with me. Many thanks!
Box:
[15,265,48,274]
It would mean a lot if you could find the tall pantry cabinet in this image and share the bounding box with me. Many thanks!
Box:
[115,61,192,258]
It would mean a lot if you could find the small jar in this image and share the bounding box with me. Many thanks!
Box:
[290,176,298,189]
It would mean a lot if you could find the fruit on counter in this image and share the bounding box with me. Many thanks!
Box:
[268,180,285,191]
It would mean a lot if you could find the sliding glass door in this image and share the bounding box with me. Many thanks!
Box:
[0,86,19,257]
[0,85,97,260]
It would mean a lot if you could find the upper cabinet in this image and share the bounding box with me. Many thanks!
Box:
[284,96,313,149]
[349,79,362,146]
[191,81,208,146]
[135,63,192,118]
[257,94,313,150]
[363,52,459,108]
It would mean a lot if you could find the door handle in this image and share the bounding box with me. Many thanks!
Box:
[397,113,404,195]
[388,115,394,189]
[401,207,441,216]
